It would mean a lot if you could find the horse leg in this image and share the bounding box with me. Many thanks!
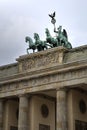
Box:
[66,42,72,49]
[60,40,62,46]
[61,41,65,47]
[64,40,68,48]
[58,37,62,46]
[45,45,48,50]
[55,39,59,47]
[27,48,29,54]
[33,49,35,53]
[48,44,53,48]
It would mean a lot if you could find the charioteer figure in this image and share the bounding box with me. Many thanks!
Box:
[49,12,72,49]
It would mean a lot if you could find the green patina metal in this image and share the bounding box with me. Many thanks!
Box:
[25,12,72,54]
[54,26,72,49]
[45,28,58,47]
[25,36,36,54]
[34,33,52,51]
[49,12,72,49]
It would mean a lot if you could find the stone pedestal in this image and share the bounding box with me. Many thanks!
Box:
[18,95,29,130]
[56,90,68,130]
[0,101,3,130]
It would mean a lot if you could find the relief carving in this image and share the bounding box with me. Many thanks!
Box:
[22,51,60,71]
[0,68,87,94]
[22,58,35,70]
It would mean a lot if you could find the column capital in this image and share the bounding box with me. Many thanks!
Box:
[18,94,30,98]
[56,87,68,92]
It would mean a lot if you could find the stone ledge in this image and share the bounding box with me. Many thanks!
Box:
[0,62,18,69]
[64,45,87,63]
[67,44,87,52]
[16,46,67,61]
[0,59,87,85]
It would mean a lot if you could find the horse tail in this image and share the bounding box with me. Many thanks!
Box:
[66,42,72,49]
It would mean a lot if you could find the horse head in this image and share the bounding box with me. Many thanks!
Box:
[45,28,51,37]
[34,33,40,41]
[25,36,30,42]
[25,36,34,47]
[45,28,49,33]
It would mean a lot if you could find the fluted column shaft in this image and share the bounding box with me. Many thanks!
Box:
[0,101,3,130]
[18,95,29,130]
[56,90,68,130]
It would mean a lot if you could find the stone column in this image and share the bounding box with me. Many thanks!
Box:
[0,100,3,130]
[18,95,29,130]
[56,89,68,130]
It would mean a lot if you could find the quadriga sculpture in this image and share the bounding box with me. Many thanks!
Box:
[25,33,53,53]
[25,12,72,54]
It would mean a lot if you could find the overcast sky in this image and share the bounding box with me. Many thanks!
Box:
[0,0,87,66]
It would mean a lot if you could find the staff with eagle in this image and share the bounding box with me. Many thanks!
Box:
[49,11,72,48]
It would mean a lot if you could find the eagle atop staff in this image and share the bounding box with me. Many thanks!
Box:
[49,11,55,19]
[49,11,56,25]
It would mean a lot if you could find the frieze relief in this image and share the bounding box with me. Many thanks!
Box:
[0,83,19,92]
[22,51,59,71]
[0,67,87,94]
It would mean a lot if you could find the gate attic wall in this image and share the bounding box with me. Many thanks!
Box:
[0,46,87,98]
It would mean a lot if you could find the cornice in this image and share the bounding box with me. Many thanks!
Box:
[0,62,18,70]
[0,59,87,85]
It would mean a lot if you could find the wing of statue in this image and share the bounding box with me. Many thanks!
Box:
[63,29,68,40]
[49,14,53,18]
[49,11,56,19]
[53,11,55,17]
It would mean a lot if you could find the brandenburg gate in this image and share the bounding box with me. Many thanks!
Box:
[0,12,87,130]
